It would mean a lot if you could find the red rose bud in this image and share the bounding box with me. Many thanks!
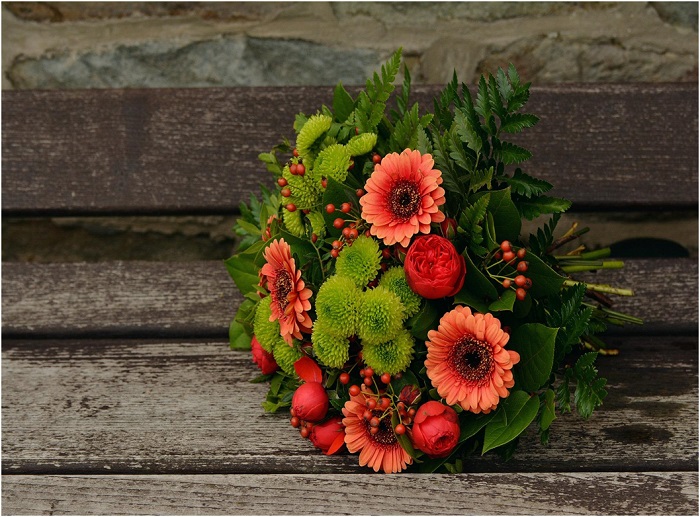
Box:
[411,401,460,458]
[291,382,329,422]
[309,417,346,455]
[399,385,422,407]
[404,235,466,299]
[251,335,278,375]
[440,217,458,239]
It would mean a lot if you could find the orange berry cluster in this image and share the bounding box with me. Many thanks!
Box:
[496,240,533,301]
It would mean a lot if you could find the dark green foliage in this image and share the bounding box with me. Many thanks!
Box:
[351,48,402,132]
[546,284,595,365]
[529,213,561,258]
[458,195,490,256]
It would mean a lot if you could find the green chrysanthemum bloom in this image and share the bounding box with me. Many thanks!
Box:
[254,297,280,353]
[335,235,381,288]
[379,267,422,318]
[306,211,326,240]
[313,144,351,182]
[282,207,305,237]
[357,286,405,345]
[345,133,377,156]
[311,319,350,369]
[362,329,415,375]
[315,275,360,337]
[282,165,322,209]
[296,114,332,158]
[272,339,303,376]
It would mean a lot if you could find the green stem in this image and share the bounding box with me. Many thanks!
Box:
[560,261,625,273]
[555,247,612,261]
[563,279,634,296]
[584,303,644,325]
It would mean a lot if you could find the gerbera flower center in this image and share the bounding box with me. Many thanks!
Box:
[388,180,421,220]
[273,269,293,308]
[449,336,494,385]
[364,411,398,447]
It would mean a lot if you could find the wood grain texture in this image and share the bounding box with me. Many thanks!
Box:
[3,84,697,216]
[2,472,697,515]
[2,337,696,475]
[2,259,697,338]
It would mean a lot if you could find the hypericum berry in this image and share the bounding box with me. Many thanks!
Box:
[524,278,533,289]
[500,241,512,252]
[311,234,318,243]
[339,372,350,385]
[394,423,406,435]
[300,427,310,438]
[502,278,512,289]
[503,250,515,263]
[366,398,377,410]
[296,163,305,175]
[321,178,328,189]
[380,373,391,384]
[363,409,373,421]
[277,177,288,187]
[348,228,359,240]
[332,240,342,250]
[494,251,503,261]
[356,188,365,198]
[516,288,527,301]
[290,416,300,428]
[342,227,352,239]
[290,163,298,175]
[363,377,373,387]
[341,202,352,213]
[293,148,299,157]
[325,204,336,214]
[290,408,296,417]
[370,426,379,435]
[379,397,391,410]
[365,230,371,237]
[364,367,374,378]
[359,369,366,377]
[369,417,380,428]
[349,385,361,396]
[333,218,345,229]
[517,261,529,272]
[372,153,382,164]
[381,248,392,259]
[514,275,527,287]
[408,408,416,417]
[517,248,527,259]
[286,203,297,212]
[393,372,402,380]
[281,188,291,197]
[330,249,339,258]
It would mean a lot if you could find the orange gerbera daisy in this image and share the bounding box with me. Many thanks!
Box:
[360,149,446,248]
[261,238,313,344]
[342,392,412,473]
[425,306,520,414]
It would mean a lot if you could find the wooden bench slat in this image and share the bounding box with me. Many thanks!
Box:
[2,337,696,475]
[2,472,697,515]
[2,84,697,216]
[2,259,696,339]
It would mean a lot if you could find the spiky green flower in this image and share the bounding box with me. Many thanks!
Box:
[357,286,405,345]
[273,339,303,376]
[282,207,305,237]
[362,329,415,375]
[296,114,332,159]
[306,211,326,240]
[283,164,322,209]
[254,297,279,352]
[335,236,381,288]
[313,144,351,182]
[345,133,377,156]
[315,275,360,337]
[311,319,350,369]
[379,267,422,318]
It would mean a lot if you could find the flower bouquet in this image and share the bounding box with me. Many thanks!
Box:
[226,49,640,473]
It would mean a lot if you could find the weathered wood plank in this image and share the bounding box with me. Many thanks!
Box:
[2,84,697,216]
[2,472,697,515]
[2,259,696,338]
[2,337,696,474]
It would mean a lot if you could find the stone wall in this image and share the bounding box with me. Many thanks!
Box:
[3,1,698,89]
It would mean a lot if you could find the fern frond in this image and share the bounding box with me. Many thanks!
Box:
[506,168,552,198]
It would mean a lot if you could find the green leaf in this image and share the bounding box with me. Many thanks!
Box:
[575,376,607,420]
[517,195,572,220]
[469,167,493,194]
[540,389,556,431]
[471,187,521,243]
[459,194,490,256]
[454,250,498,312]
[321,177,358,238]
[407,300,440,341]
[482,391,539,454]
[524,251,565,298]
[459,411,496,442]
[506,169,552,198]
[556,370,572,414]
[496,140,532,165]
[224,242,267,297]
[475,75,491,120]
[333,82,355,123]
[496,67,513,102]
[454,107,482,155]
[391,411,421,461]
[488,289,516,312]
[500,113,539,134]
[229,318,252,350]
[509,324,558,392]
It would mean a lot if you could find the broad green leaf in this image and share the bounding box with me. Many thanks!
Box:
[509,323,558,392]
[224,254,262,297]
[321,177,358,238]
[454,251,498,312]
[454,107,482,155]
[459,412,496,442]
[540,389,556,431]
[391,411,421,461]
[507,168,552,198]
[482,391,538,454]
[333,82,355,123]
[229,318,252,350]
[488,289,516,312]
[407,300,440,340]
[518,195,572,220]
[472,187,521,243]
[524,251,565,298]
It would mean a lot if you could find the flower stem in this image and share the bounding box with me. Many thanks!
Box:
[560,260,624,273]
[563,279,634,296]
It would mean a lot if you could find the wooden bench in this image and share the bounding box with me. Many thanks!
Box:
[2,84,698,515]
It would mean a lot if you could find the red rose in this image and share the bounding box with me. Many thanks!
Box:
[251,335,278,375]
[404,235,466,299]
[291,382,329,422]
[309,417,346,455]
[411,401,460,458]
